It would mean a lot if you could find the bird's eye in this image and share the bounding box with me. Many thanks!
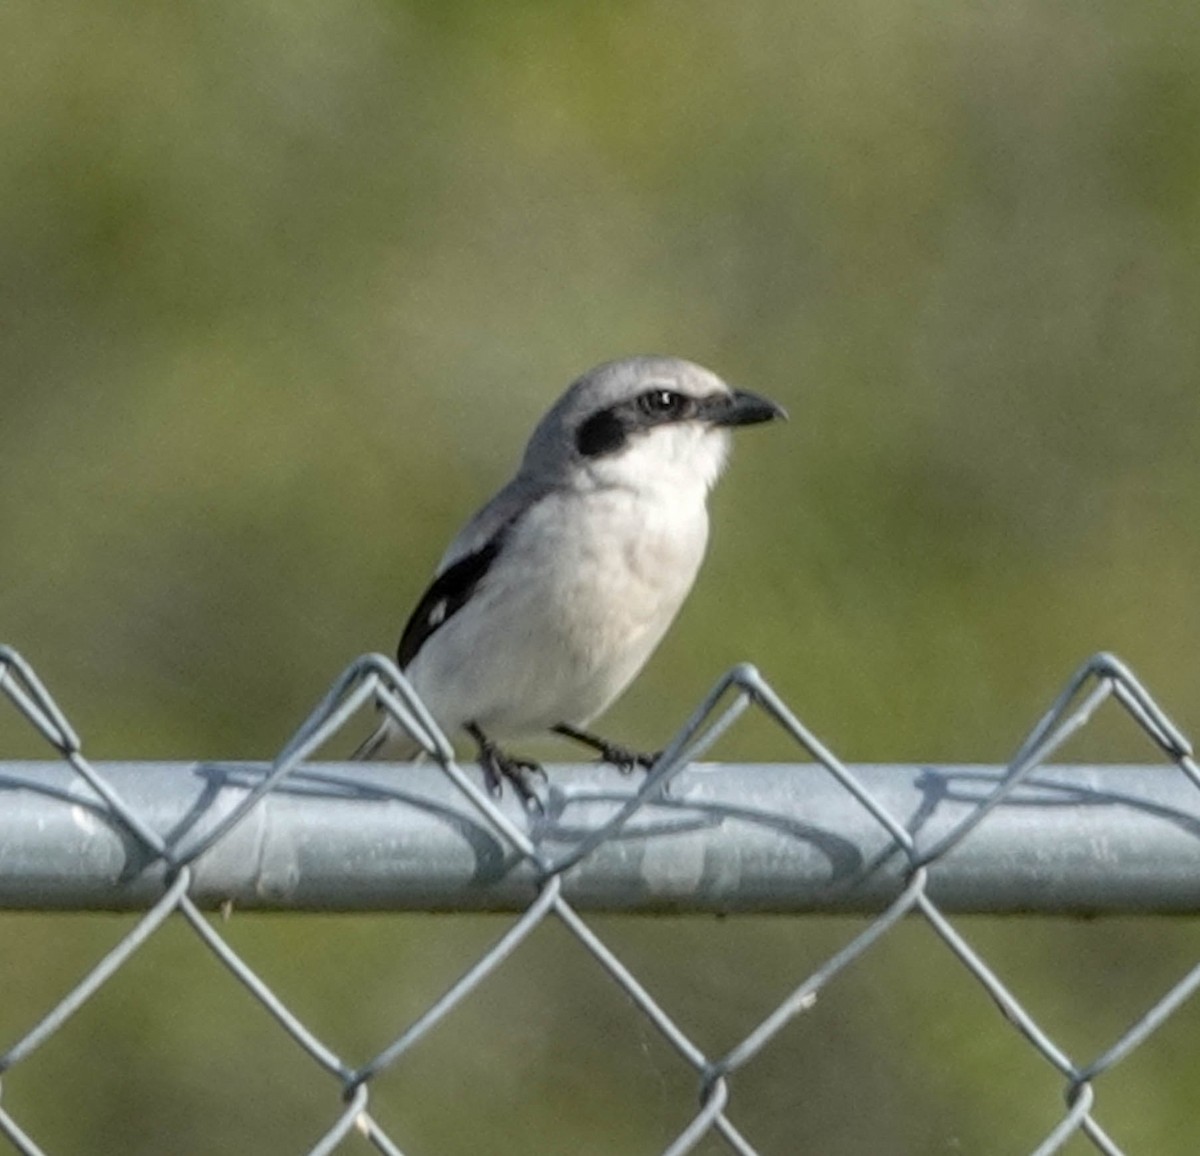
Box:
[637,389,688,419]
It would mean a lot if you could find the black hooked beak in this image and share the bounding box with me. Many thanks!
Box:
[706,388,788,428]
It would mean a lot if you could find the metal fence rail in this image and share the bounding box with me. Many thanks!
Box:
[0,761,1198,916]
[0,645,1197,1155]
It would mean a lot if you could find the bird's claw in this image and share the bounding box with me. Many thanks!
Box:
[596,743,661,774]
[551,724,659,774]
[477,744,546,813]
[502,759,547,814]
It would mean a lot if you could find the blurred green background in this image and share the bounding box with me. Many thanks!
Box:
[2,1,1199,1152]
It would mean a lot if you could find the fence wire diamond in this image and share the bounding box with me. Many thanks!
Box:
[0,643,1197,1154]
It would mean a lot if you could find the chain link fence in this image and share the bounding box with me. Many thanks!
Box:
[0,644,1198,1154]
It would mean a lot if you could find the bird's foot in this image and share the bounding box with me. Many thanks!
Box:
[467,723,547,812]
[594,739,661,774]
[552,724,660,774]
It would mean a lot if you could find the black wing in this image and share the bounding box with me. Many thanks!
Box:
[397,535,505,669]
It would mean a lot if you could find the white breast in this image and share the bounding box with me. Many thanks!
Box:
[406,479,711,739]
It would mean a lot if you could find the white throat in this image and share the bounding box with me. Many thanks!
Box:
[584,423,731,498]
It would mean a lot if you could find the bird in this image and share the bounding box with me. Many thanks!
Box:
[356,355,785,806]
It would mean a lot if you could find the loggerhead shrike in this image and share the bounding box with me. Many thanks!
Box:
[356,355,785,805]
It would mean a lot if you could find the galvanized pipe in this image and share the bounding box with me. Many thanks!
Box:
[0,761,1197,914]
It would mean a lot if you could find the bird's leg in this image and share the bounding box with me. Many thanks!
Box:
[552,723,661,774]
[465,722,546,812]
